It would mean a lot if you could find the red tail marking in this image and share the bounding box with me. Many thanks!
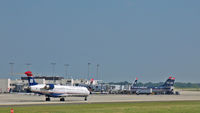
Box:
[90,78,94,81]
[90,78,94,84]
[25,71,33,77]
[169,76,172,79]
[172,77,175,80]
[136,77,138,80]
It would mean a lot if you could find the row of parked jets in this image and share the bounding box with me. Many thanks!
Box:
[131,77,176,95]
[24,71,177,101]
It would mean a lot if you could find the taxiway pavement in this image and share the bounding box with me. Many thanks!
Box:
[0,91,200,106]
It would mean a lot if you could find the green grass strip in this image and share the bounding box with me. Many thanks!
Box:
[1,101,200,113]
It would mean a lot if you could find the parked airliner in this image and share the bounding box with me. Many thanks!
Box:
[25,71,90,101]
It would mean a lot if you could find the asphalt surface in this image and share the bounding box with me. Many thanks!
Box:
[0,91,200,106]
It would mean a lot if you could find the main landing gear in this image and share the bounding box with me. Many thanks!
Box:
[60,98,65,101]
[84,96,87,101]
[46,97,51,101]
[45,97,87,101]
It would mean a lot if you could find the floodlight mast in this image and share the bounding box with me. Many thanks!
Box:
[64,64,70,79]
[25,63,32,71]
[96,64,100,80]
[51,62,56,83]
[9,62,15,79]
[87,63,91,80]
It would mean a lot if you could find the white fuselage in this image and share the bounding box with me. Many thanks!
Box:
[30,84,90,97]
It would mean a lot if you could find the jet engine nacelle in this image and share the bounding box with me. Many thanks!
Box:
[44,84,55,90]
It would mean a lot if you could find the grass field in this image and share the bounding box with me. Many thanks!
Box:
[1,101,200,113]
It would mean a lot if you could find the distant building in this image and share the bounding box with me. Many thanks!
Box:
[21,76,64,80]
[0,79,11,93]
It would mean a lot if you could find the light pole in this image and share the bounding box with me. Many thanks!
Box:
[87,63,91,80]
[51,62,56,75]
[25,63,32,71]
[51,62,56,83]
[9,62,15,79]
[64,64,70,79]
[96,64,100,80]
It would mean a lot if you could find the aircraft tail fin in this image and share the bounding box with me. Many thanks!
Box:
[24,71,38,86]
[162,76,175,87]
[132,77,138,87]
[90,78,94,85]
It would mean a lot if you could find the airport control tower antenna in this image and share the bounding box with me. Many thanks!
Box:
[9,62,15,79]
[64,64,70,79]
[96,64,100,80]
[87,63,91,80]
[25,63,32,71]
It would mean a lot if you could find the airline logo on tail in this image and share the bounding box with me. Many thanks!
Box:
[132,77,138,87]
[24,71,38,86]
[162,76,175,87]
